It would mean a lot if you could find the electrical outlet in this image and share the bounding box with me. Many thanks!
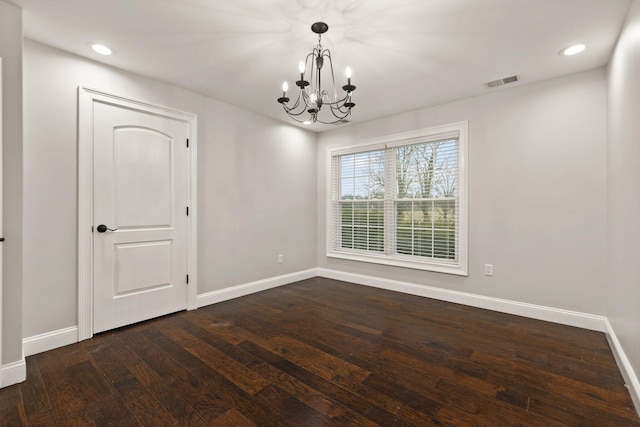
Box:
[278,254,284,264]
[484,264,493,276]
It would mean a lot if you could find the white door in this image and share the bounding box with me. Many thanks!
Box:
[92,101,189,333]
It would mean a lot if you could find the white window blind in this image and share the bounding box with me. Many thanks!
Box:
[328,122,468,275]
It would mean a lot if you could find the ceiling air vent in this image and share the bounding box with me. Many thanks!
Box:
[332,119,350,125]
[485,74,521,89]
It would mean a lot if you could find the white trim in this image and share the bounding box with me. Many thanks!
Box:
[12,268,635,410]
[77,86,94,340]
[0,58,3,375]
[326,252,467,276]
[187,116,198,311]
[78,86,198,341]
[605,319,640,417]
[325,121,468,276]
[0,357,26,388]
[317,268,607,332]
[23,326,78,357]
[197,269,317,308]
[328,122,468,155]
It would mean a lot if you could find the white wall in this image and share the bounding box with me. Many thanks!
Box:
[23,39,317,338]
[318,69,608,315]
[0,0,24,367]
[607,0,640,402]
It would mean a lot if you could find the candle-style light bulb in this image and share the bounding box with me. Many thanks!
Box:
[345,67,352,85]
[299,61,305,81]
[277,81,290,104]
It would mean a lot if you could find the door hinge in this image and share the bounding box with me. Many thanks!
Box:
[186,274,189,284]
[186,138,189,148]
[186,206,189,216]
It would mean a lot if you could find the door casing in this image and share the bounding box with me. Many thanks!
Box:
[78,86,198,341]
[0,58,3,372]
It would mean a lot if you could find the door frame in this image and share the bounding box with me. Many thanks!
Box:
[0,58,3,375]
[77,86,198,341]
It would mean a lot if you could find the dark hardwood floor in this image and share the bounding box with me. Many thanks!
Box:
[1,277,639,426]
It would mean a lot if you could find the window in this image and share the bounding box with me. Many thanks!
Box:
[327,122,468,275]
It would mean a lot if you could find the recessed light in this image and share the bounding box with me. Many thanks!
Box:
[303,121,312,125]
[560,43,586,56]
[90,43,113,56]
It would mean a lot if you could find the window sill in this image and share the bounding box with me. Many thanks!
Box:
[327,250,468,276]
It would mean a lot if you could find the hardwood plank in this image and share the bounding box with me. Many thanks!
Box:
[112,377,180,426]
[254,383,337,426]
[86,335,181,426]
[117,328,232,424]
[86,392,139,426]
[361,373,442,418]
[2,277,638,426]
[178,314,260,365]
[246,357,379,426]
[159,320,271,395]
[434,379,566,427]
[65,360,113,406]
[266,335,371,385]
[35,348,98,426]
[527,387,640,426]
[102,332,209,427]
[20,356,53,424]
[182,311,246,345]
[138,326,291,426]
[238,340,407,426]
[0,403,28,427]
[209,408,257,427]
[0,385,27,426]
[471,350,638,420]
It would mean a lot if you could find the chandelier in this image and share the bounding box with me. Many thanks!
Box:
[277,22,356,125]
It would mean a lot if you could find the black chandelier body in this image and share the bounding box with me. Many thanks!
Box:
[277,22,356,124]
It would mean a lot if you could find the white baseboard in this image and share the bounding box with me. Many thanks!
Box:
[605,319,640,417]
[317,268,608,332]
[23,326,78,357]
[1,357,26,388]
[15,268,617,386]
[20,269,318,359]
[197,268,318,308]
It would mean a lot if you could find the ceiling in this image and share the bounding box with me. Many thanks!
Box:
[11,0,632,132]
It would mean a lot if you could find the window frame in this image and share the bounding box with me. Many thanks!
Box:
[326,121,468,276]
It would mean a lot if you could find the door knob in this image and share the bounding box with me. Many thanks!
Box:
[96,224,118,233]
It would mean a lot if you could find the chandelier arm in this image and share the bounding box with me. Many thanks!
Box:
[321,101,351,119]
[284,113,314,123]
[322,49,340,101]
[315,111,351,124]
[284,91,303,111]
[330,101,353,115]
[284,109,312,120]
[321,93,350,106]
[329,103,351,115]
[281,92,311,118]
[281,103,311,118]
[304,49,318,110]
[328,96,355,114]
